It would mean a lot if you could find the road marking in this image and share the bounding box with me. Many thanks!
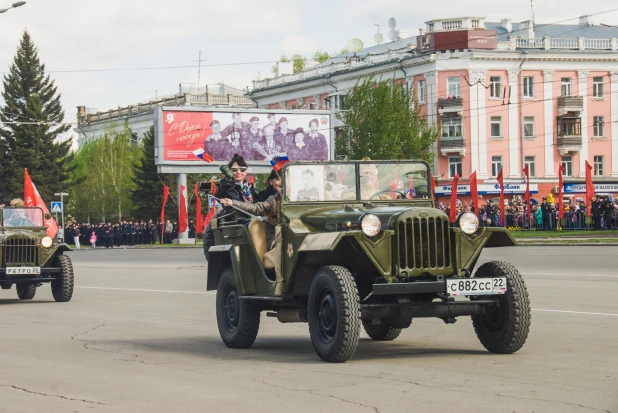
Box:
[533,309,618,317]
[78,286,215,294]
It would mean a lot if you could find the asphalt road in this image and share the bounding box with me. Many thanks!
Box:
[1,246,617,413]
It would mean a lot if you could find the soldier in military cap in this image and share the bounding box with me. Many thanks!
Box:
[4,199,35,227]
[222,112,250,138]
[296,169,320,201]
[306,118,328,160]
[204,120,226,160]
[276,117,294,148]
[241,116,263,159]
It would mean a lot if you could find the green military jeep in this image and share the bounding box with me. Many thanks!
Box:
[207,160,530,362]
[0,207,74,302]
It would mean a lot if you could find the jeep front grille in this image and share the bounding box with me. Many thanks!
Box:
[397,217,451,271]
[2,238,39,266]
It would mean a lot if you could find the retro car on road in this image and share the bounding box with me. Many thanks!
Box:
[206,160,531,362]
[0,207,74,302]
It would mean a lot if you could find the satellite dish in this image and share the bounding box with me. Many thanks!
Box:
[347,38,364,52]
[388,29,399,41]
[388,17,397,29]
[373,32,384,44]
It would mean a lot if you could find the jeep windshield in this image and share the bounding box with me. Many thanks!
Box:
[284,161,430,202]
[1,207,44,227]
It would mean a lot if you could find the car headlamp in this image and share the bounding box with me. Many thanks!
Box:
[41,236,53,248]
[360,214,381,237]
[458,212,479,235]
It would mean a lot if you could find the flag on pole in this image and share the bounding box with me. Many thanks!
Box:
[470,171,478,217]
[194,182,203,234]
[523,165,531,223]
[179,184,188,234]
[192,148,214,162]
[431,175,437,200]
[558,165,565,220]
[24,169,58,238]
[585,161,594,216]
[160,185,169,244]
[449,174,459,223]
[497,168,505,227]
[408,176,415,199]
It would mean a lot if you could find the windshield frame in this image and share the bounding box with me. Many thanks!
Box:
[0,207,46,228]
[282,160,431,203]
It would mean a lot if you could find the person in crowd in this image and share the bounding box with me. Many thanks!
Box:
[165,220,173,244]
[266,113,279,133]
[90,231,97,248]
[592,195,604,230]
[252,169,280,203]
[222,130,244,160]
[221,112,250,138]
[252,124,283,160]
[220,168,284,295]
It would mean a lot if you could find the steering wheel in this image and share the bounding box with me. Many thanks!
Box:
[370,189,407,200]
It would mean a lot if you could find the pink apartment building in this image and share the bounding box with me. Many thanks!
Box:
[249,16,618,201]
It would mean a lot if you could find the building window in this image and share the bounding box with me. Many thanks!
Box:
[593,116,604,137]
[418,80,426,103]
[562,156,572,177]
[523,76,534,98]
[593,76,604,98]
[441,117,462,137]
[428,23,434,32]
[490,76,502,98]
[471,19,480,28]
[594,156,604,176]
[561,78,572,96]
[448,157,462,178]
[447,77,460,98]
[491,156,503,177]
[557,117,581,136]
[308,102,318,109]
[524,156,536,177]
[524,117,535,137]
[490,116,502,138]
[443,20,462,30]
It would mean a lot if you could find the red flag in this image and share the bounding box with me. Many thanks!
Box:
[408,176,414,199]
[179,184,188,234]
[203,152,214,163]
[160,185,169,244]
[273,160,289,172]
[194,182,203,234]
[203,198,216,228]
[470,171,478,217]
[431,175,437,199]
[558,165,564,220]
[497,168,505,227]
[449,174,459,223]
[523,166,531,223]
[585,161,594,216]
[23,169,58,238]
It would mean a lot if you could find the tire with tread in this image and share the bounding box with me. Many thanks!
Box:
[308,265,361,363]
[216,267,260,349]
[471,261,531,354]
[362,320,402,341]
[52,255,74,302]
[16,284,36,300]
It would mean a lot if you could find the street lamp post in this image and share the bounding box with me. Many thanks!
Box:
[54,192,68,242]
[0,2,27,14]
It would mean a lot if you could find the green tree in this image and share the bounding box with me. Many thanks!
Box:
[335,76,438,163]
[0,30,72,203]
[130,127,163,220]
[271,48,349,75]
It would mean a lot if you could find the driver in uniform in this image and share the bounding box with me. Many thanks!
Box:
[4,199,35,227]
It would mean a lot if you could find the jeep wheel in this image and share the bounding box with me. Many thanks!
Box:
[16,284,36,300]
[216,267,260,349]
[362,320,402,341]
[52,255,74,302]
[308,265,361,363]
[471,261,531,354]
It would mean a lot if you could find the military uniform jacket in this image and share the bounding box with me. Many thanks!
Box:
[296,187,319,201]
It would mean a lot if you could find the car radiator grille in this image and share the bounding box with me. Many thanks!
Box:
[2,238,39,266]
[397,217,451,271]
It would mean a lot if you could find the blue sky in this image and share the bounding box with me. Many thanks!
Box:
[1,0,617,128]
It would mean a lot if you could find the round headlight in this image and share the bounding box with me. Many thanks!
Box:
[459,212,479,235]
[41,236,53,248]
[360,214,381,237]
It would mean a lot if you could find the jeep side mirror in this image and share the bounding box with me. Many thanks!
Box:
[44,213,52,220]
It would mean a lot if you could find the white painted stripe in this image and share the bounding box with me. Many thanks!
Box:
[533,309,618,317]
[77,286,215,294]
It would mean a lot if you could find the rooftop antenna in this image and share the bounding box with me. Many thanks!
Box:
[196,50,204,92]
[530,0,535,23]
[346,38,364,57]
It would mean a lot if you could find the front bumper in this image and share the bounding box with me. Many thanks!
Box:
[0,267,61,283]
[372,280,446,295]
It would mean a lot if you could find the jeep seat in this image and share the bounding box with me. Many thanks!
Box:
[248,219,272,268]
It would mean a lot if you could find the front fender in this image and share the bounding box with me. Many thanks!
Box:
[41,243,72,266]
[452,227,517,275]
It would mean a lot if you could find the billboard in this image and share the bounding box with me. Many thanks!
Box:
[435,183,539,196]
[154,107,333,173]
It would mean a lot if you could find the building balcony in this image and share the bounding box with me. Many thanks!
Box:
[557,96,584,116]
[440,136,465,157]
[437,97,464,116]
[557,135,582,156]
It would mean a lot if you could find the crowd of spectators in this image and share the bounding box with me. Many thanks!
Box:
[441,194,618,230]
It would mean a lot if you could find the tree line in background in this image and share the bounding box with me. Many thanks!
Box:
[1,31,438,225]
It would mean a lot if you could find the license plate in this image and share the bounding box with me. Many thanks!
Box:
[6,267,41,275]
[446,277,507,296]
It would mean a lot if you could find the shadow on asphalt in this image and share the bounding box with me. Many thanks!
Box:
[0,299,57,305]
[111,335,487,363]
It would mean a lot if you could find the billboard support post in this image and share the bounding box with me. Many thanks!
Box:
[177,173,192,244]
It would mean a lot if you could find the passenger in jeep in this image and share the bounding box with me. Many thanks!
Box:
[220,170,284,296]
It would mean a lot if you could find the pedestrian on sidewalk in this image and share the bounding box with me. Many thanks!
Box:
[90,231,97,248]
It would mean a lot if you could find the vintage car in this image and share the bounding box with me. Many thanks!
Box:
[0,207,74,302]
[207,161,530,362]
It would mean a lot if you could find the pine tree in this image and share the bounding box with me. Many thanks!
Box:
[131,127,164,220]
[0,30,72,203]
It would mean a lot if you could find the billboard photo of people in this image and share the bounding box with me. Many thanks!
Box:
[160,109,331,164]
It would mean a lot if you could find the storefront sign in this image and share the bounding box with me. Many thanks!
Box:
[435,183,539,196]
[563,183,618,194]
